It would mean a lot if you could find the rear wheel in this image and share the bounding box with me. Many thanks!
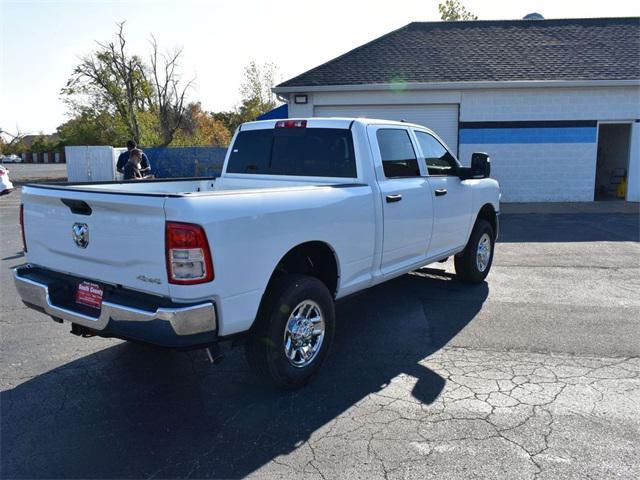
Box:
[245,274,335,389]
[454,219,495,283]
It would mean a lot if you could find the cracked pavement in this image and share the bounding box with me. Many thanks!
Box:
[1,189,639,479]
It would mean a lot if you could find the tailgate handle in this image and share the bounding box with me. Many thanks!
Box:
[61,199,92,216]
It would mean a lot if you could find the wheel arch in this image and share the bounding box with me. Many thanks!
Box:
[266,241,340,298]
[475,203,498,238]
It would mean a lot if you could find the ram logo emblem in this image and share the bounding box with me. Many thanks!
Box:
[72,223,89,248]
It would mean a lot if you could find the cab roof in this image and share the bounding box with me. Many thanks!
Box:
[241,117,427,131]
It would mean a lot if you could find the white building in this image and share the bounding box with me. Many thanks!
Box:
[274,17,640,202]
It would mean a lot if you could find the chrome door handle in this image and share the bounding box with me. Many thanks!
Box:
[435,189,447,197]
[386,194,403,203]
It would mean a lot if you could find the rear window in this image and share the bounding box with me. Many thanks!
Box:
[227,128,357,178]
[376,129,420,178]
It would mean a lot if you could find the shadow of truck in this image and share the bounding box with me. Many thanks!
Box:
[1,268,488,479]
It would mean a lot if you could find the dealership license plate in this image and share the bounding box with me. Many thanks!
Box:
[75,281,103,309]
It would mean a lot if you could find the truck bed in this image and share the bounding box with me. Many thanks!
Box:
[26,177,219,196]
[26,176,363,197]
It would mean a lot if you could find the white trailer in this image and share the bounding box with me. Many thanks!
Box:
[65,146,127,182]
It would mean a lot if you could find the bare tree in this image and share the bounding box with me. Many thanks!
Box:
[62,22,193,146]
[63,22,149,142]
[0,128,27,154]
[94,22,150,142]
[148,36,194,146]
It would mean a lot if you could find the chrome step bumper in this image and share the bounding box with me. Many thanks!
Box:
[13,265,217,347]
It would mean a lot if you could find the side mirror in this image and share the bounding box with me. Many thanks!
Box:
[471,153,490,178]
[458,152,491,180]
[458,152,490,180]
[468,152,491,179]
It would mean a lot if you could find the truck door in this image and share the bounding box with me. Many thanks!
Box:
[413,130,473,258]
[367,125,434,275]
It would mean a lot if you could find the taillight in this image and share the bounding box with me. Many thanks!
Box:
[0,170,5,176]
[165,222,213,284]
[275,119,307,128]
[19,204,27,252]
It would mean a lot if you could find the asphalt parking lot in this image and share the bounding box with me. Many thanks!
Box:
[1,188,639,479]
[1,163,67,184]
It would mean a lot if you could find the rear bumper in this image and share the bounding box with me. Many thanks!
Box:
[13,265,217,348]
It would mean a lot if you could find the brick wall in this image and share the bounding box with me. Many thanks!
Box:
[459,86,640,202]
[289,85,640,202]
[459,143,597,202]
[460,86,640,122]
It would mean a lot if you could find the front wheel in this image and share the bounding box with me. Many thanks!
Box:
[245,274,335,389]
[454,219,495,283]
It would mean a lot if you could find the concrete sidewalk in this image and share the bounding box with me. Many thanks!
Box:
[501,201,639,215]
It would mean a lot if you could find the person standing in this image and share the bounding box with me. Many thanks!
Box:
[117,140,151,176]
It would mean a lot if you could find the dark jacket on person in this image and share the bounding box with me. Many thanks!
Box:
[117,150,150,174]
[123,162,143,180]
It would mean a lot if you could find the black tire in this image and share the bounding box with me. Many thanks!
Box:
[245,274,335,389]
[454,219,495,284]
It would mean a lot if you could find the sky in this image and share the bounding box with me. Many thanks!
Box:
[1,0,639,135]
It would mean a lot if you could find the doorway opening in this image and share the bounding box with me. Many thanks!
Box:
[595,123,631,200]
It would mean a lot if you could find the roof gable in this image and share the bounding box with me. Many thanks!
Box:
[277,17,640,88]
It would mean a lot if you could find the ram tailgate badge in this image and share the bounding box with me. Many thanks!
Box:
[72,223,89,248]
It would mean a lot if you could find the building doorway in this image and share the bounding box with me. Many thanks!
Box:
[595,123,632,200]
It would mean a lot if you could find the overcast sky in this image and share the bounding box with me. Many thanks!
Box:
[1,0,639,134]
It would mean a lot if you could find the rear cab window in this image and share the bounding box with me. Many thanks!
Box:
[227,126,357,178]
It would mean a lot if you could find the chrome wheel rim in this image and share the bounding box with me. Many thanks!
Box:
[283,300,325,368]
[476,233,491,272]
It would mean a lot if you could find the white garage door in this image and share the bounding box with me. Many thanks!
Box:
[314,104,459,156]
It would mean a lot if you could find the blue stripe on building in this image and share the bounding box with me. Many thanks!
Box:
[459,120,598,144]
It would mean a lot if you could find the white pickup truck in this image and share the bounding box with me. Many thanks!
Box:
[14,118,499,388]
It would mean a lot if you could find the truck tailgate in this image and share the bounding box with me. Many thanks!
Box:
[21,186,170,296]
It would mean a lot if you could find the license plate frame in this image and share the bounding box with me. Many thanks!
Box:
[75,281,104,310]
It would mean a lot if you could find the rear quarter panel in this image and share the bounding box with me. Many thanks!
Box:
[164,185,376,336]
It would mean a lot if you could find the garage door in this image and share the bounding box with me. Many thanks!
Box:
[314,104,459,156]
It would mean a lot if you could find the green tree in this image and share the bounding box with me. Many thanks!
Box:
[211,61,281,133]
[0,129,27,154]
[438,0,478,21]
[172,103,231,147]
[30,134,58,153]
[211,110,243,135]
[62,22,192,146]
[62,22,151,143]
[57,110,130,147]
[239,61,278,116]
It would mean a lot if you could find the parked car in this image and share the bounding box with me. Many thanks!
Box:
[0,166,14,195]
[13,118,500,388]
[1,154,23,163]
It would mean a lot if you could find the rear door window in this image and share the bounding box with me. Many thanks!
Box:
[227,128,356,178]
[376,129,421,178]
